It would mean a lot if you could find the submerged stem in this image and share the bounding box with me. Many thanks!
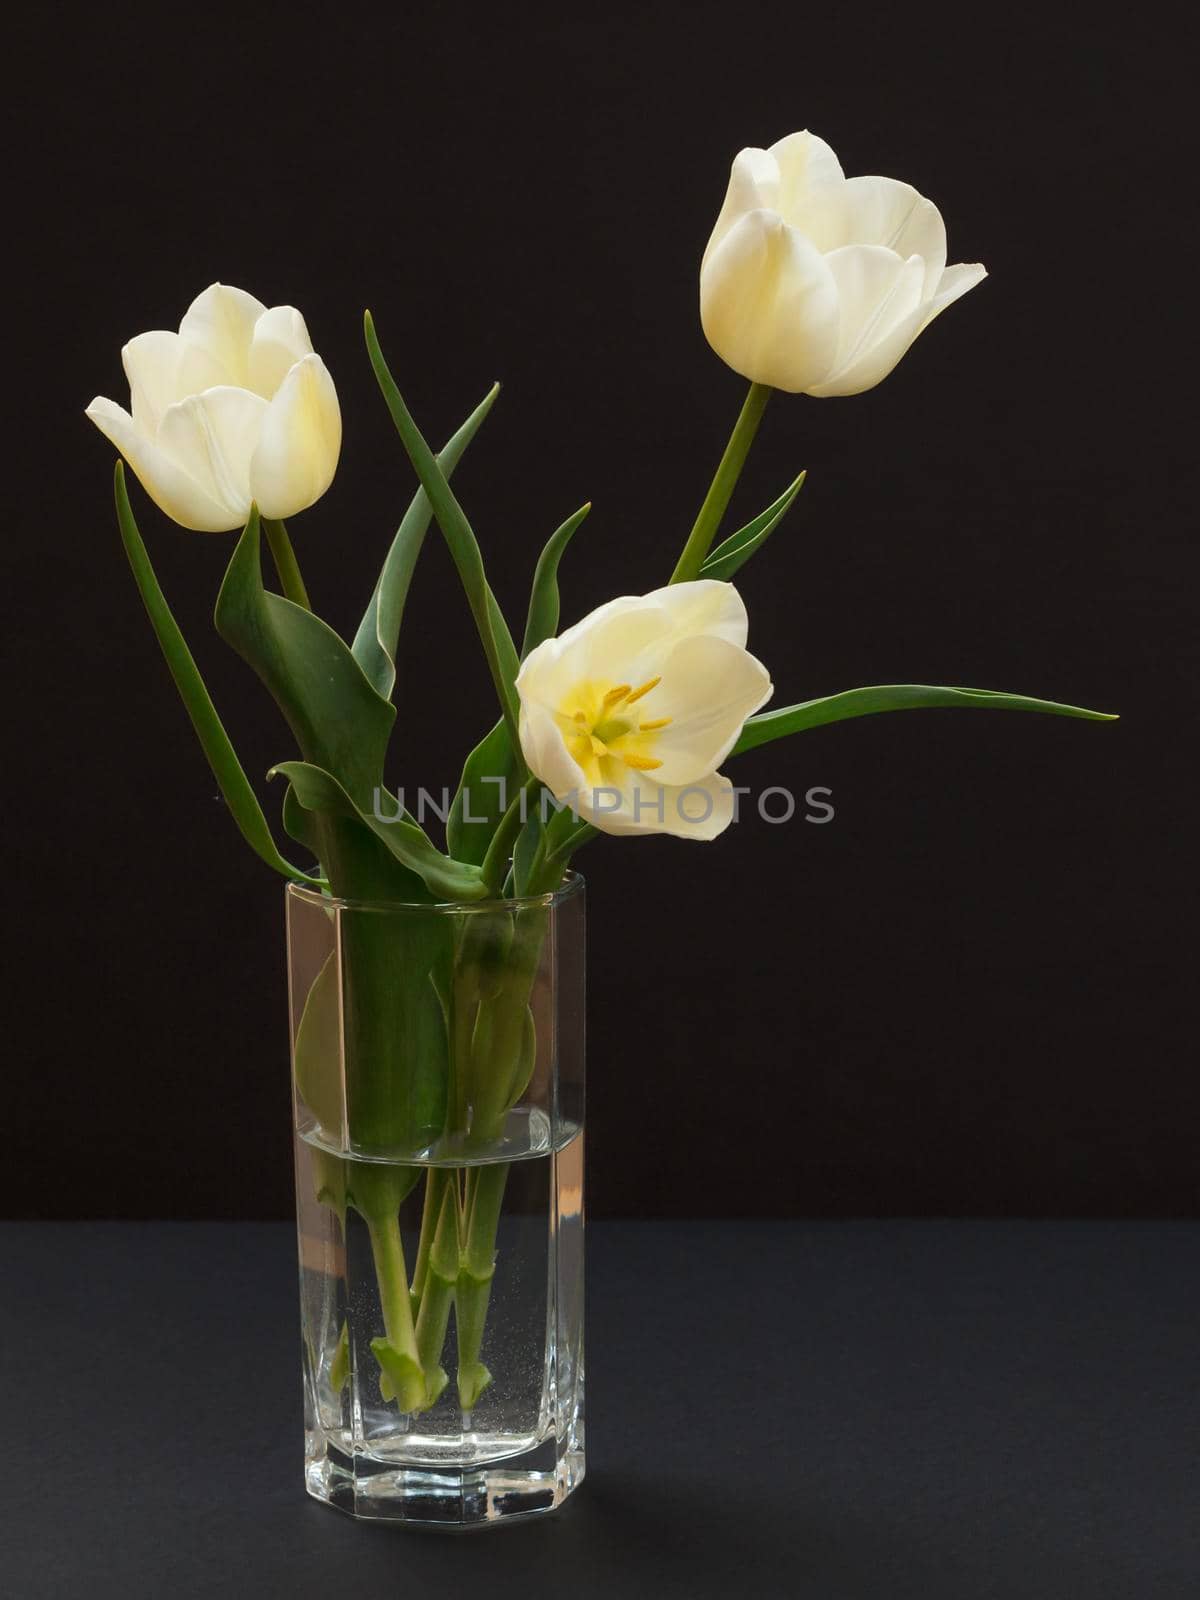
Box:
[414,1174,460,1402]
[410,1166,448,1315]
[365,1210,430,1409]
[455,1161,510,1410]
[366,1212,419,1359]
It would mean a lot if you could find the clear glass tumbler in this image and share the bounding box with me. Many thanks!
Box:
[286,873,585,1526]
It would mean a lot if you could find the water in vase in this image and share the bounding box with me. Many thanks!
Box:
[295,1111,584,1525]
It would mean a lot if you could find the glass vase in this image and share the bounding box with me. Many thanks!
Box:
[285,873,585,1527]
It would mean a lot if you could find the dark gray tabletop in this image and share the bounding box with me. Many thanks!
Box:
[2,1221,1195,1598]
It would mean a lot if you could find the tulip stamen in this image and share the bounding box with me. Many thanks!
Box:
[624,676,661,705]
[558,675,672,783]
[592,716,631,744]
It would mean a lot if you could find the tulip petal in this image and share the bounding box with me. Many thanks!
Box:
[809,259,986,397]
[248,305,314,398]
[791,176,947,293]
[841,178,947,295]
[924,262,989,322]
[706,132,845,270]
[249,354,342,520]
[156,384,268,524]
[646,634,773,785]
[176,282,267,391]
[85,397,241,532]
[702,146,782,268]
[638,579,750,647]
[558,604,673,700]
[518,597,664,708]
[821,244,926,383]
[516,578,768,841]
[701,209,840,393]
[518,581,754,717]
[586,768,737,840]
[768,130,846,215]
[529,582,748,708]
[122,330,182,433]
[518,698,588,800]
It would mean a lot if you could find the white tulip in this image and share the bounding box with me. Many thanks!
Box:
[86,283,341,531]
[516,581,772,840]
[701,131,987,396]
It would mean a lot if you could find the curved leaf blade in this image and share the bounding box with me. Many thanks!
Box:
[446,503,588,866]
[352,384,500,700]
[699,471,805,583]
[113,464,322,887]
[510,809,545,897]
[732,684,1118,756]
[363,311,522,747]
[522,502,590,657]
[215,508,395,809]
[445,717,520,866]
[272,759,487,902]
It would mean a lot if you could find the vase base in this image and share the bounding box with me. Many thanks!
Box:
[305,1432,585,1527]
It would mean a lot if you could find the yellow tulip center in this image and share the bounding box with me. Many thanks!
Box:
[557,677,671,784]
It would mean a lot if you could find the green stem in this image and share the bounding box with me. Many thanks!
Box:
[450,969,480,1138]
[456,1162,510,1411]
[669,381,772,583]
[480,775,544,896]
[262,517,312,610]
[365,1207,429,1413]
[410,1166,447,1315]
[366,1211,418,1355]
[544,820,595,873]
[413,1173,460,1404]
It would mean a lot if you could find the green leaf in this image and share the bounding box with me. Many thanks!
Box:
[272,759,488,902]
[294,952,344,1140]
[543,816,596,875]
[486,583,520,686]
[506,1004,538,1108]
[215,506,422,900]
[342,915,452,1151]
[112,464,322,888]
[699,471,805,582]
[329,1323,350,1391]
[445,505,587,867]
[732,684,1119,756]
[445,717,520,866]
[521,502,591,657]
[281,781,322,859]
[215,507,395,808]
[364,311,522,748]
[352,384,500,700]
[511,808,545,896]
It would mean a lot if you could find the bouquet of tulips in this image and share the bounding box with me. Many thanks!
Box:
[88,131,1112,1417]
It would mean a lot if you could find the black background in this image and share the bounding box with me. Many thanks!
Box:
[8,2,1195,1219]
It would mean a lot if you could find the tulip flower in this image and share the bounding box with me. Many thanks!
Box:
[86,283,341,531]
[700,130,986,396]
[516,580,772,839]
